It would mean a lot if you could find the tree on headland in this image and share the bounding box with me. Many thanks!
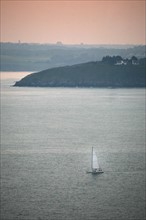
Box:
[102,55,139,65]
[131,56,138,64]
[102,56,123,64]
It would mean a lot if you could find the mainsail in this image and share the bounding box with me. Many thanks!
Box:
[92,149,99,169]
[92,147,100,170]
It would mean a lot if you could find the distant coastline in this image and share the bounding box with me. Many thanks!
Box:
[1,42,145,71]
[14,56,146,88]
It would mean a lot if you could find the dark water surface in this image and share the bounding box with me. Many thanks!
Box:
[1,72,145,220]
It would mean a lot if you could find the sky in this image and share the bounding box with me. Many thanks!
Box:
[1,0,145,45]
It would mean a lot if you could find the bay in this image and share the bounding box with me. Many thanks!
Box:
[1,72,145,220]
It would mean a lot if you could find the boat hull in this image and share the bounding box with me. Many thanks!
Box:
[86,170,104,174]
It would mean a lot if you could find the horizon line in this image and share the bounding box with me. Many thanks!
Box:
[0,41,145,46]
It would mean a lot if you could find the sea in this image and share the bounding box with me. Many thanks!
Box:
[1,72,145,220]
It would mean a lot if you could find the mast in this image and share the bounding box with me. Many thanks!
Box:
[91,147,93,171]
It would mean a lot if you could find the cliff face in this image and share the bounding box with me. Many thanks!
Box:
[14,61,146,87]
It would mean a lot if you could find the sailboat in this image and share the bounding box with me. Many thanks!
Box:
[87,147,104,174]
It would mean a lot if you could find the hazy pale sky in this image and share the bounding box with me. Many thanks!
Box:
[1,0,145,44]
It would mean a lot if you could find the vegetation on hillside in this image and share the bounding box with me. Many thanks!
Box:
[14,56,146,88]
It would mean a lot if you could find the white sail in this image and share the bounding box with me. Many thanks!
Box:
[92,147,100,170]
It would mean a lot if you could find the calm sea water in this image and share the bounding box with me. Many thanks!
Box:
[1,72,145,220]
